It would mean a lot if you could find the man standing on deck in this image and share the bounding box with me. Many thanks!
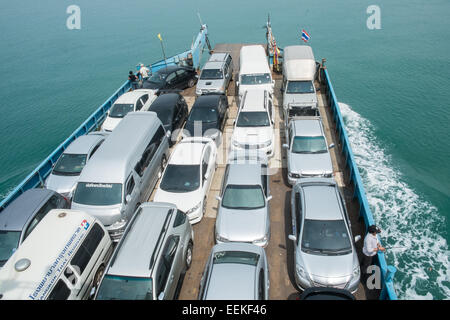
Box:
[138,63,150,83]
[128,71,138,90]
[361,225,386,281]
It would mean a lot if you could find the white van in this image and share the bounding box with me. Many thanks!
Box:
[237,45,274,100]
[71,111,170,241]
[282,45,319,120]
[0,209,112,300]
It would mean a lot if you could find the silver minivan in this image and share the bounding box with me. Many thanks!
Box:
[196,52,233,96]
[71,112,170,241]
[288,178,361,293]
[95,202,193,300]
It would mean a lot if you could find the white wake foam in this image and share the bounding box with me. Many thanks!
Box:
[339,102,450,300]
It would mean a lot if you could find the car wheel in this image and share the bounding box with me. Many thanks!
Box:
[187,78,196,88]
[92,264,105,294]
[185,241,193,270]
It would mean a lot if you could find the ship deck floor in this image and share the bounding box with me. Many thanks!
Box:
[148,43,379,300]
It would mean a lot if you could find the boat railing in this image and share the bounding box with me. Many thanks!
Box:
[320,67,398,300]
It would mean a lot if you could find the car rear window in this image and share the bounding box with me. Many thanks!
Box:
[213,250,259,266]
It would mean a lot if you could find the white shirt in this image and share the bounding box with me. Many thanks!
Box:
[363,233,378,257]
[139,66,150,78]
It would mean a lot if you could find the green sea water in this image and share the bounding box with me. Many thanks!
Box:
[0,0,448,299]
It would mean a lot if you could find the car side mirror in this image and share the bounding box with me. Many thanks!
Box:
[158,292,165,300]
[125,194,132,204]
[288,234,297,242]
[236,81,239,86]
[329,143,335,149]
[267,195,273,201]
[316,87,321,92]
[166,130,171,138]
[354,235,362,243]
[282,143,289,149]
[215,195,222,201]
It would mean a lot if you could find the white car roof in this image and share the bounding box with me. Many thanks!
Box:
[114,89,155,104]
[0,209,97,300]
[241,89,267,111]
[239,45,271,75]
[169,138,211,165]
[283,46,316,80]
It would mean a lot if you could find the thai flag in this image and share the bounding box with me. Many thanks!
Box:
[301,29,310,42]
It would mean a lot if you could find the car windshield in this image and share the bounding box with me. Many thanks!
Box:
[109,103,134,118]
[222,185,265,210]
[0,231,21,265]
[159,164,200,193]
[73,182,122,206]
[292,136,327,154]
[286,81,315,94]
[301,219,352,255]
[188,108,218,123]
[236,112,270,127]
[213,250,259,266]
[200,69,223,80]
[148,72,167,84]
[52,154,87,176]
[240,73,271,85]
[96,275,153,300]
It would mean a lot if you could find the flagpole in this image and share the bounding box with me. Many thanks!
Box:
[158,33,168,71]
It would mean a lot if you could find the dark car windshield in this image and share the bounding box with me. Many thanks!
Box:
[301,219,352,255]
[96,275,153,300]
[159,164,200,193]
[148,72,167,84]
[222,185,265,210]
[73,182,122,206]
[286,81,315,94]
[109,103,134,118]
[0,231,21,265]
[200,69,223,80]
[292,136,327,154]
[53,154,87,176]
[240,73,271,85]
[213,251,259,266]
[150,105,174,126]
[188,108,218,123]
[236,111,270,127]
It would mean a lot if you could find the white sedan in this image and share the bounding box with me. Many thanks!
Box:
[101,89,157,132]
[153,137,217,224]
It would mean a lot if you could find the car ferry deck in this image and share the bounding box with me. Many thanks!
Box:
[145,43,379,300]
